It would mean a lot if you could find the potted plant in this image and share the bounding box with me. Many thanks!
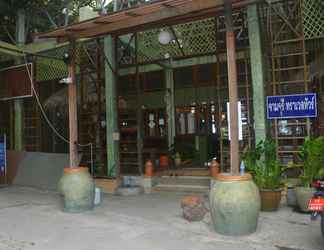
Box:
[294,137,324,212]
[243,139,283,211]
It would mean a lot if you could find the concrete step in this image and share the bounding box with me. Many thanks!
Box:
[153,176,211,193]
[152,184,209,193]
[158,176,211,187]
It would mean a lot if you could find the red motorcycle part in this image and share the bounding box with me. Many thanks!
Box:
[308,198,324,212]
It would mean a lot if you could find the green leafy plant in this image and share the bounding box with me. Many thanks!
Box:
[298,137,324,187]
[243,139,283,190]
[170,140,199,163]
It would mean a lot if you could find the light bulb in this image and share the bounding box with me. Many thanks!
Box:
[158,30,172,45]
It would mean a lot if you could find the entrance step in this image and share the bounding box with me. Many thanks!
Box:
[153,176,211,193]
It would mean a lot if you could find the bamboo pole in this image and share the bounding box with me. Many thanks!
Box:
[224,0,240,175]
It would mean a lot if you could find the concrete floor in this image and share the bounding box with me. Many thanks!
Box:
[0,186,323,250]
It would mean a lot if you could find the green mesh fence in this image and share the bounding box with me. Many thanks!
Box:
[117,11,248,66]
[303,0,324,40]
[36,40,97,82]
[137,18,217,63]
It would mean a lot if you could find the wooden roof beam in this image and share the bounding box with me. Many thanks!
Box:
[39,0,258,39]
[77,0,223,38]
[125,12,142,17]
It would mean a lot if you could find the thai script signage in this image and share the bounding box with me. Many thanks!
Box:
[267,93,317,119]
[0,135,6,176]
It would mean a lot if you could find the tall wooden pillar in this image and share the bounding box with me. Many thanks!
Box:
[104,35,119,178]
[224,0,240,175]
[68,39,79,168]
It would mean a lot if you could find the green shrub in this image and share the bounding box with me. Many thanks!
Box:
[243,139,283,190]
[298,137,324,187]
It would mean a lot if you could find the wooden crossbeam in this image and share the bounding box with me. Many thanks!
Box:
[39,0,255,39]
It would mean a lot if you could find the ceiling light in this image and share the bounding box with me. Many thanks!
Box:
[158,30,172,45]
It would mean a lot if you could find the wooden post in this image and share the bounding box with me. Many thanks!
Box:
[68,39,79,168]
[224,0,240,175]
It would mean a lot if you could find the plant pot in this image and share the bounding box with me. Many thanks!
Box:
[294,186,315,212]
[58,167,95,213]
[175,153,181,166]
[209,159,220,179]
[286,187,297,207]
[210,173,260,236]
[159,155,169,168]
[259,189,282,211]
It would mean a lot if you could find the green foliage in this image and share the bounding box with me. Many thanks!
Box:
[171,140,199,163]
[298,137,324,187]
[0,0,97,43]
[243,139,283,190]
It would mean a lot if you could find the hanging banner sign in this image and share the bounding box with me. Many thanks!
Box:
[267,93,317,119]
[227,101,243,141]
[0,135,6,176]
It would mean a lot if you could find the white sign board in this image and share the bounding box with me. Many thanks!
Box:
[227,101,243,141]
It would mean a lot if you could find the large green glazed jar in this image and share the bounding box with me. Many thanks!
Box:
[58,167,95,213]
[210,173,260,236]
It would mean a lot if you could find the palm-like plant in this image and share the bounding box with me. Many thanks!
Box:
[299,137,324,187]
[243,139,283,190]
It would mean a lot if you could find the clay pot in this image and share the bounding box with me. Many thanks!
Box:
[159,155,169,168]
[210,173,260,236]
[145,160,154,177]
[58,167,95,213]
[181,196,208,222]
[210,159,220,178]
[286,186,297,207]
[295,186,315,212]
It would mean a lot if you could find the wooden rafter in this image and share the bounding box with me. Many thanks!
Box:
[39,0,258,39]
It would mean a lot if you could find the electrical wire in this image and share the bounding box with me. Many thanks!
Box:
[5,32,94,173]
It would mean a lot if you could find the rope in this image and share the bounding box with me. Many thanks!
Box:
[5,33,95,172]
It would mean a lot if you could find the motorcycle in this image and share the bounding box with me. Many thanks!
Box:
[308,180,324,237]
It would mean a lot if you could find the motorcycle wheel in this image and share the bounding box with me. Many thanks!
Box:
[321,214,324,237]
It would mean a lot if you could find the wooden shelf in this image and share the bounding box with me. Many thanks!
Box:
[277,136,305,140]
[120,162,139,166]
[278,151,301,153]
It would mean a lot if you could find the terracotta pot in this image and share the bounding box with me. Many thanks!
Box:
[259,189,282,211]
[210,173,260,236]
[210,159,220,178]
[145,160,154,177]
[159,155,169,168]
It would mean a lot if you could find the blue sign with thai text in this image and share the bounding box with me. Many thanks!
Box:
[267,93,317,119]
[0,135,6,176]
